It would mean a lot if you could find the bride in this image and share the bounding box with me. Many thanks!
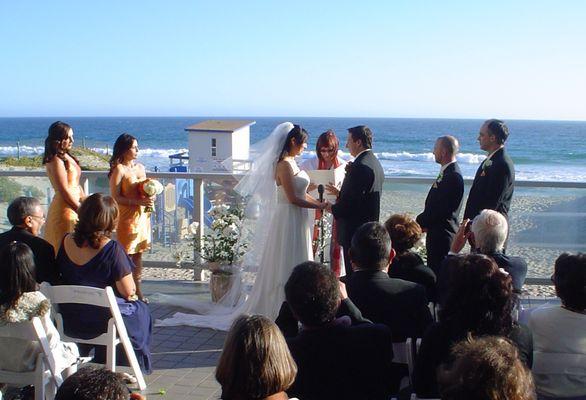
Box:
[156,122,328,329]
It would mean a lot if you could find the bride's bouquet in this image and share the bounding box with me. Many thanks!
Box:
[138,178,164,213]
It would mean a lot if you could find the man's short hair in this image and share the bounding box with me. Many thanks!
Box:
[348,125,373,149]
[485,119,509,145]
[553,253,586,311]
[350,222,392,270]
[7,196,41,226]
[438,135,460,156]
[470,210,508,253]
[284,261,339,327]
[55,367,128,400]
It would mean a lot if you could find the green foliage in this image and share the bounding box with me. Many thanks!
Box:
[1,155,43,168]
[0,177,26,202]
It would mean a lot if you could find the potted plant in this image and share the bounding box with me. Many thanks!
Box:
[189,203,248,303]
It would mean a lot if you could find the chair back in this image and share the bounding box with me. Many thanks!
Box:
[533,351,586,375]
[0,316,63,388]
[40,283,147,390]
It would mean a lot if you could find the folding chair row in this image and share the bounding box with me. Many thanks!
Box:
[40,283,147,390]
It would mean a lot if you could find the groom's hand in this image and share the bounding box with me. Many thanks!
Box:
[325,182,339,197]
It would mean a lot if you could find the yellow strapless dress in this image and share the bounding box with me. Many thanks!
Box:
[44,162,82,252]
[116,175,151,254]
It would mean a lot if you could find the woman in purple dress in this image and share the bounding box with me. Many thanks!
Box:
[56,193,152,374]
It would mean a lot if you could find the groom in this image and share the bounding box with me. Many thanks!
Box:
[327,125,384,276]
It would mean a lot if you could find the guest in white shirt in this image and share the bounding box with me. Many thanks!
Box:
[529,253,586,399]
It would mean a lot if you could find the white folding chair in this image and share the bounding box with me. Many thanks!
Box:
[0,317,63,400]
[41,284,147,390]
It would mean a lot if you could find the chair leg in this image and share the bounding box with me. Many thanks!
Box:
[106,343,117,372]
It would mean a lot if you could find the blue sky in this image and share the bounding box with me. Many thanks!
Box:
[1,1,585,119]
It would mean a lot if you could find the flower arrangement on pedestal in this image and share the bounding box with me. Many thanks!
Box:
[189,203,248,302]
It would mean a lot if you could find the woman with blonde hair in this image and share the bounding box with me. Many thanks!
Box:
[216,315,298,400]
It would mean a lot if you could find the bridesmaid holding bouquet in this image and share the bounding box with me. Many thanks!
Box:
[109,133,153,301]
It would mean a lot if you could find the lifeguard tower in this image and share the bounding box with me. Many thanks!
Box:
[185,120,255,171]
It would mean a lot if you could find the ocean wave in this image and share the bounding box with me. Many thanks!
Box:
[0,145,44,156]
[306,150,485,164]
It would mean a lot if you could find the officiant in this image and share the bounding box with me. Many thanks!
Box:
[326,125,384,277]
[301,130,346,277]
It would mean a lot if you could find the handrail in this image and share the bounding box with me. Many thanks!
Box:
[1,169,584,189]
[0,168,583,286]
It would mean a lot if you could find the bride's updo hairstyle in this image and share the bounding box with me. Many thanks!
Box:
[278,124,308,161]
[73,193,119,249]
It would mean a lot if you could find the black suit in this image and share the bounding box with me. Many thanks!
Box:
[346,270,433,341]
[287,322,394,400]
[464,147,515,220]
[0,226,58,284]
[416,162,464,274]
[332,150,384,275]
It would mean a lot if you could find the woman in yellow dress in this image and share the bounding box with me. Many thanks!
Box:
[43,121,84,252]
[109,133,153,301]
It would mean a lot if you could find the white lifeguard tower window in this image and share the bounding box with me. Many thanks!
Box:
[211,138,217,157]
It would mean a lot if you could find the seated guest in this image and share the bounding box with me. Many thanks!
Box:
[56,193,152,374]
[0,196,58,284]
[529,253,586,399]
[443,209,528,297]
[0,242,78,374]
[437,336,536,400]
[285,261,394,400]
[384,214,436,300]
[56,367,145,400]
[413,254,532,398]
[346,222,433,341]
[216,315,298,400]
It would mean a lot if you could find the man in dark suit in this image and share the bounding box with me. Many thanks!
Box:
[327,125,384,276]
[285,261,395,400]
[416,135,464,274]
[345,222,433,341]
[0,196,58,284]
[464,119,515,221]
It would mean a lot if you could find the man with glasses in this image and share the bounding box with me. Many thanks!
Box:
[0,196,59,283]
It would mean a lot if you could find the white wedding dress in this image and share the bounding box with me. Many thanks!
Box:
[155,122,313,331]
[244,170,313,318]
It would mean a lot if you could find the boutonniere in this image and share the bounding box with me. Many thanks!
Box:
[436,171,444,183]
[482,159,493,170]
[345,162,353,173]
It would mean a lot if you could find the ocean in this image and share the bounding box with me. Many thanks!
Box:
[0,117,584,182]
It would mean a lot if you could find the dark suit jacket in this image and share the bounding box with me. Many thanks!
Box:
[486,252,528,292]
[275,297,371,338]
[332,150,384,248]
[463,147,515,220]
[0,226,58,284]
[417,162,464,274]
[389,251,437,302]
[346,270,433,341]
[287,322,394,400]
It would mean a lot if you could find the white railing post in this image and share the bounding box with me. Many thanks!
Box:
[82,177,90,196]
[193,178,205,271]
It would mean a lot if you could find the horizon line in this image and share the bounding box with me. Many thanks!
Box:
[1,115,586,123]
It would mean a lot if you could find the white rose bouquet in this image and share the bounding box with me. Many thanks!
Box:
[138,178,164,213]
